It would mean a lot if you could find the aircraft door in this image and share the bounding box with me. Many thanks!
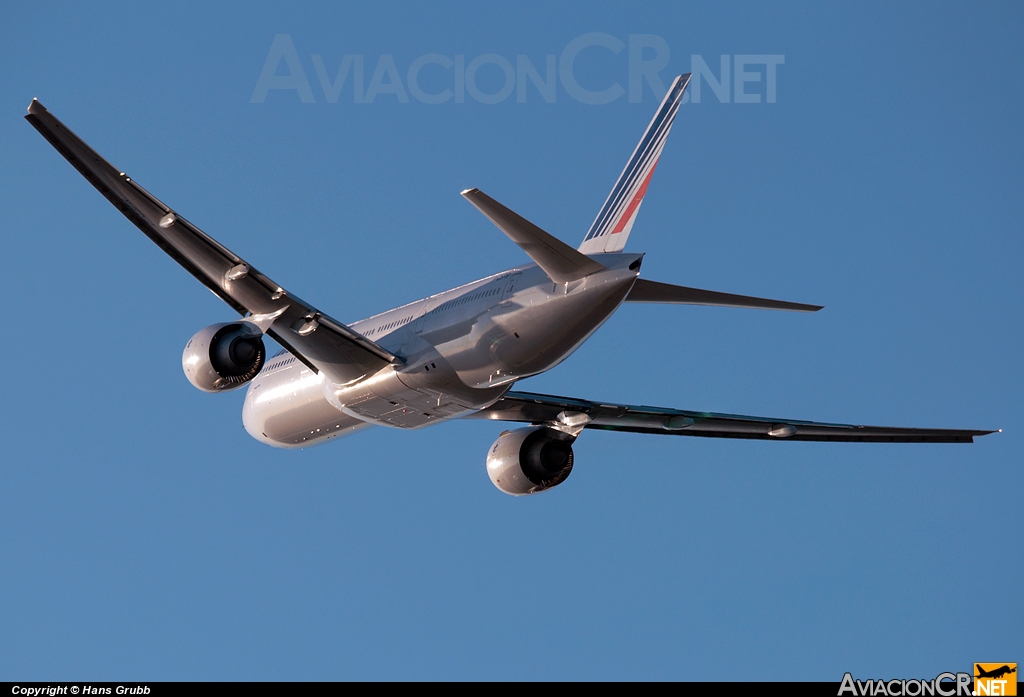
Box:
[414,300,435,334]
[501,273,522,307]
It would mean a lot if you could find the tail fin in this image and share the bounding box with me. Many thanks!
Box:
[578,73,690,255]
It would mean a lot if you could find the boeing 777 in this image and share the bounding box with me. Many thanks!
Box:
[25,74,994,495]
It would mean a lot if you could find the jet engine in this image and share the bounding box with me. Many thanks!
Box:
[182,322,266,392]
[486,426,576,496]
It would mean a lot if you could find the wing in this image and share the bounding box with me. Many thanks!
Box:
[469,391,995,443]
[26,99,399,385]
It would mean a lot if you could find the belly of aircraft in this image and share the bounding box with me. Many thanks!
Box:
[328,351,509,428]
[243,367,375,447]
[245,350,510,446]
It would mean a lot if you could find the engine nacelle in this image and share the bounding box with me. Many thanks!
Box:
[182,322,266,393]
[486,426,575,496]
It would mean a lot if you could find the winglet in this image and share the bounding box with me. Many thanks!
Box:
[462,188,605,283]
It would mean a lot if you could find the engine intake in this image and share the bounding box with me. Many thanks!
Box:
[486,426,575,496]
[182,322,266,392]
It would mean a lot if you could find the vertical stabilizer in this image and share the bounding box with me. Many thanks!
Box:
[578,73,690,255]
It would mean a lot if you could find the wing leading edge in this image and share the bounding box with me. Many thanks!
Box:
[469,391,995,443]
[25,99,398,385]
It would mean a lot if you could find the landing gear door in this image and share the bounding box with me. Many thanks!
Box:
[501,273,522,307]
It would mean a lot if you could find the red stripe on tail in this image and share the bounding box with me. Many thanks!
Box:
[611,160,659,234]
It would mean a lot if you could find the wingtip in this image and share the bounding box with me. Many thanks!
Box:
[27,97,45,115]
[460,187,479,197]
[781,302,824,312]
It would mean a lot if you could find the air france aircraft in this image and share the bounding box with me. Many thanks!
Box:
[26,74,994,495]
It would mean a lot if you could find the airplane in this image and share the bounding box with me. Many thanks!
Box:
[25,73,995,495]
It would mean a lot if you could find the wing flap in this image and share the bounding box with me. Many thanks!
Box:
[26,99,398,385]
[469,391,994,443]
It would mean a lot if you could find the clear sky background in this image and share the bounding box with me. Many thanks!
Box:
[1,2,1020,681]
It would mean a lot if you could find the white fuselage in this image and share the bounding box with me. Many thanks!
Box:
[242,253,642,447]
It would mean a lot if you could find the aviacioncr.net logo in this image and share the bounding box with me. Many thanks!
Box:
[839,672,972,697]
[974,664,1017,696]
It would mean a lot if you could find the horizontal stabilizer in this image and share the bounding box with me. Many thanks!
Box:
[461,188,605,284]
[626,278,823,312]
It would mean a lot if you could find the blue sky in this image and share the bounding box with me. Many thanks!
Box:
[1,2,1020,681]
